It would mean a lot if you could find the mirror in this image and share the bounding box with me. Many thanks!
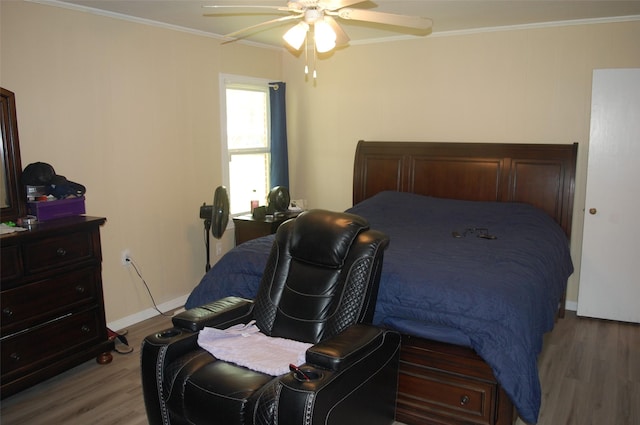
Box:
[1,87,26,223]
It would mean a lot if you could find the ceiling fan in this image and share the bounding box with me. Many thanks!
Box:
[203,0,433,53]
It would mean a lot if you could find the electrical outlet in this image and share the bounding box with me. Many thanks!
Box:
[215,242,222,256]
[121,249,131,266]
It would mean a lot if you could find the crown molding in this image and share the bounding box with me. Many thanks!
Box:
[28,1,640,50]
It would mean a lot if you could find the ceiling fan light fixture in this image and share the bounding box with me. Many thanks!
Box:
[314,19,336,53]
[283,21,309,50]
[214,1,433,80]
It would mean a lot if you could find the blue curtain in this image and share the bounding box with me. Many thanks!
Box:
[269,82,289,189]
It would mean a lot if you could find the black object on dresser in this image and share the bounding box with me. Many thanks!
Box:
[0,215,113,398]
[233,210,300,245]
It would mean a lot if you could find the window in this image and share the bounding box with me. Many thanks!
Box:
[220,76,272,215]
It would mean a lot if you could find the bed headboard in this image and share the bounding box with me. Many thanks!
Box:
[353,141,578,237]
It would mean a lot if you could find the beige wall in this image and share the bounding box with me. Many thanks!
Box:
[283,20,640,306]
[1,1,283,326]
[3,0,639,323]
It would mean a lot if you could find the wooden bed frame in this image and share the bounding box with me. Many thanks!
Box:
[352,140,578,425]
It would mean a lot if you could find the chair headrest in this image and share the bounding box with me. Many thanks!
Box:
[289,209,369,267]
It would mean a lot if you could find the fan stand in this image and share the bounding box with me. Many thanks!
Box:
[203,217,212,272]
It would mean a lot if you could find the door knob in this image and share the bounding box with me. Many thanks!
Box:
[589,208,597,215]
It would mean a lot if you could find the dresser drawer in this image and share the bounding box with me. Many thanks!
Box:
[398,361,496,424]
[1,266,99,333]
[22,231,96,274]
[1,245,21,282]
[1,308,102,377]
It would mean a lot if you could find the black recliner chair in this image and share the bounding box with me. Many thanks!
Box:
[141,209,400,425]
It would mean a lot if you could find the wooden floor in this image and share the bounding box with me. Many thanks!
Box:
[1,311,638,425]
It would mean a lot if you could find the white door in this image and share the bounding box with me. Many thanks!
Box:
[577,68,640,323]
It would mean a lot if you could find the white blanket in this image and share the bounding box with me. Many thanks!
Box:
[197,321,312,376]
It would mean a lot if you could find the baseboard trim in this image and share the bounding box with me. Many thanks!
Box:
[565,300,578,312]
[107,294,189,332]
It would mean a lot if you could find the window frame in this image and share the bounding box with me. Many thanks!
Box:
[219,74,273,216]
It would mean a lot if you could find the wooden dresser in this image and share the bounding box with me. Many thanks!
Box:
[0,216,113,398]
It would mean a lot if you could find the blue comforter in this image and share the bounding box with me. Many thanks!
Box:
[186,191,573,424]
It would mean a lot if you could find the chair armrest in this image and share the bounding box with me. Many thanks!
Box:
[306,324,389,372]
[171,296,254,332]
[276,327,400,425]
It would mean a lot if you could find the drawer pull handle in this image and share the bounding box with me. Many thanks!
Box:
[2,308,13,318]
[10,352,21,362]
[81,325,91,333]
[75,285,86,294]
[460,395,470,406]
[56,248,68,257]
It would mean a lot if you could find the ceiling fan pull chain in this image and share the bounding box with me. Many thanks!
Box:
[313,41,318,80]
[304,36,309,76]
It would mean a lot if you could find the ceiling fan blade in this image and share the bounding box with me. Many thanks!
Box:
[325,16,349,46]
[337,8,432,31]
[223,14,302,39]
[203,5,290,12]
[318,0,366,11]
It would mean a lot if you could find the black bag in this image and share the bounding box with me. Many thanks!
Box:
[22,162,86,199]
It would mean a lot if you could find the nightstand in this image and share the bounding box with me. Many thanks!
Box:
[233,211,301,245]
